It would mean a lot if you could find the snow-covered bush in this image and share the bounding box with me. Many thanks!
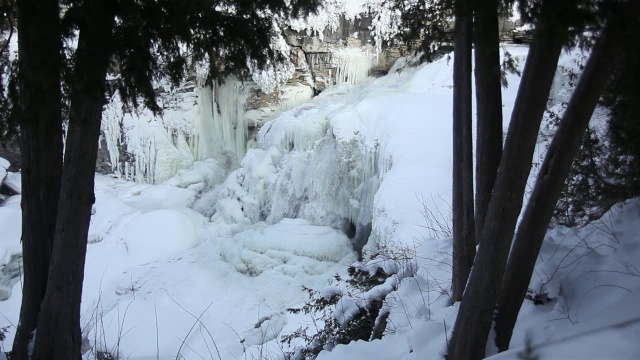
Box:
[281,244,417,359]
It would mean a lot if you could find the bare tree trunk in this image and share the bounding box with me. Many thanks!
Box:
[494,12,630,351]
[447,1,572,358]
[473,0,502,242]
[451,0,476,303]
[32,0,116,357]
[12,0,62,357]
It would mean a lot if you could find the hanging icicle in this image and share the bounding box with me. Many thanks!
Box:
[331,47,377,86]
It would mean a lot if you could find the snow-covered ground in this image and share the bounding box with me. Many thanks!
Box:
[1,45,639,359]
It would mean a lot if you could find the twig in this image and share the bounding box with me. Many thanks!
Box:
[174,301,215,360]
[166,291,222,360]
[155,303,160,360]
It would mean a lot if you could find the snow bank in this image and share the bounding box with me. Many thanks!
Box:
[491,286,640,360]
[315,200,640,360]
[123,208,206,266]
[216,218,357,278]
[236,218,354,263]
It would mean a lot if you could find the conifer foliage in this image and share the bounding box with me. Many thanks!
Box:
[381,0,453,61]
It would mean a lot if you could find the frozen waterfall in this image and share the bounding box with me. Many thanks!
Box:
[100,48,378,184]
[100,77,250,184]
[201,92,392,254]
[331,47,377,86]
[191,77,250,165]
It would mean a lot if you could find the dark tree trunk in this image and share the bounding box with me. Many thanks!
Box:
[447,1,572,359]
[473,0,502,242]
[12,0,63,357]
[32,0,116,358]
[494,14,629,351]
[451,0,476,303]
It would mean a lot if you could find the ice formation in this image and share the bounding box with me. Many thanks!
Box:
[370,1,402,56]
[100,76,252,184]
[100,93,125,175]
[95,0,398,184]
[331,47,377,85]
[287,0,386,40]
[207,93,392,252]
[193,77,251,164]
[249,22,297,94]
[101,53,377,184]
[287,0,346,40]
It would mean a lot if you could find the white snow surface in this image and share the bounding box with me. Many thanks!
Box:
[1,45,639,360]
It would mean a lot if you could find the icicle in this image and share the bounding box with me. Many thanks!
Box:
[101,93,124,174]
[331,47,376,86]
[99,75,252,184]
[216,101,392,238]
[194,76,250,165]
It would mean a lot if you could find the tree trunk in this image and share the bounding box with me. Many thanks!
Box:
[447,1,572,359]
[494,13,630,351]
[32,0,116,357]
[473,0,502,242]
[12,0,63,357]
[451,0,476,303]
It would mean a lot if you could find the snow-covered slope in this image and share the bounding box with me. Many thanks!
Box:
[315,198,640,360]
[1,45,638,360]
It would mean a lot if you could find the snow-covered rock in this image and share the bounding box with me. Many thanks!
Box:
[0,157,8,185]
[1,172,20,194]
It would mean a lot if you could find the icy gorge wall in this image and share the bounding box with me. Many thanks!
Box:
[97,14,402,184]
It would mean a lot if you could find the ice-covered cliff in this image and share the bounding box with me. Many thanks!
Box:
[97,1,398,184]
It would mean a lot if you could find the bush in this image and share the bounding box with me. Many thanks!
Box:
[281,244,417,360]
[281,267,389,360]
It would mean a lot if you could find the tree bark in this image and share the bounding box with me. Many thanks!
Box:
[447,1,572,358]
[451,0,476,303]
[12,0,63,357]
[494,13,630,351]
[32,0,116,357]
[473,0,502,242]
